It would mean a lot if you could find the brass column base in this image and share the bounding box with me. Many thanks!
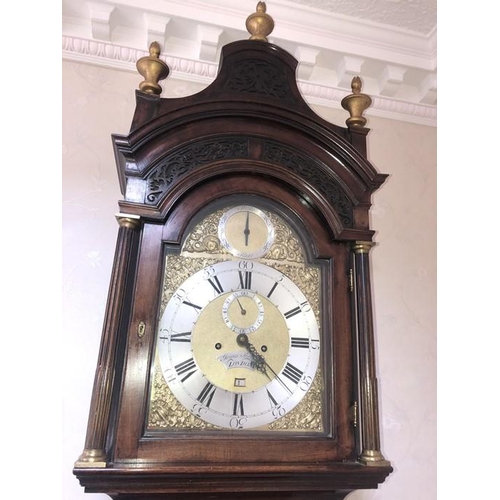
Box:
[74,448,107,468]
[358,449,391,467]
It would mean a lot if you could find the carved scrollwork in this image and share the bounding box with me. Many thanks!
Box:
[224,60,294,103]
[263,141,354,227]
[145,139,250,204]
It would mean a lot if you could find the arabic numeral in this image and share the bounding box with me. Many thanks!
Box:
[203,266,216,279]
[191,403,208,418]
[172,288,188,305]
[272,406,286,420]
[299,375,313,392]
[229,416,247,429]
[238,261,254,270]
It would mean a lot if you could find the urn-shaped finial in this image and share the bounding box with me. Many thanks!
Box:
[136,41,170,95]
[246,2,275,42]
[341,76,372,128]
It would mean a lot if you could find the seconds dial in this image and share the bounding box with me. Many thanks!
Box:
[222,290,264,334]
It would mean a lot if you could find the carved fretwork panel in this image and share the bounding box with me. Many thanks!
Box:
[143,136,353,228]
[262,141,354,227]
[221,59,295,104]
[145,138,250,204]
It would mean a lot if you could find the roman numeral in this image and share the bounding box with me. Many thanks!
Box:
[266,388,278,407]
[168,331,191,342]
[291,337,310,349]
[282,362,303,385]
[175,358,197,382]
[267,281,279,298]
[284,301,309,319]
[197,382,217,407]
[239,271,252,290]
[232,393,245,416]
[183,300,202,311]
[207,276,224,294]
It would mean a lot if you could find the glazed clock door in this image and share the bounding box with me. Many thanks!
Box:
[105,175,357,469]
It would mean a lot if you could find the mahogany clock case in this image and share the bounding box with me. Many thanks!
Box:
[74,38,392,498]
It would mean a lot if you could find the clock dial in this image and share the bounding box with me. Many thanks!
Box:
[156,260,320,429]
[218,205,274,259]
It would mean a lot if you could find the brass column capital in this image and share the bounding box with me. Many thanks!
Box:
[352,241,375,254]
[115,213,141,230]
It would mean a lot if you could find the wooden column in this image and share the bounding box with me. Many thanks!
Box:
[352,241,390,467]
[75,214,141,468]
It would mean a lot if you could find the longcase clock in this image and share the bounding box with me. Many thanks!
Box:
[74,3,393,498]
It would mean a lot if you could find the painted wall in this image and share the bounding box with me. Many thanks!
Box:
[62,60,436,500]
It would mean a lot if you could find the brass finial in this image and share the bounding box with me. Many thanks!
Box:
[246,2,274,41]
[136,41,170,95]
[341,76,372,128]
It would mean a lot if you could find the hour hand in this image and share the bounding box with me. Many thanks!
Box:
[236,333,293,394]
[236,333,271,380]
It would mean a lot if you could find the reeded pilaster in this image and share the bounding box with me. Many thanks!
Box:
[75,214,141,468]
[352,241,390,467]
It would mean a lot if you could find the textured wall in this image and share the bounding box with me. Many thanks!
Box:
[62,60,436,500]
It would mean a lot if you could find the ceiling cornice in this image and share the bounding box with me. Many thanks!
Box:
[62,0,437,127]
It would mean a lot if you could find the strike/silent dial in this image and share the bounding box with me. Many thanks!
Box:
[218,206,274,259]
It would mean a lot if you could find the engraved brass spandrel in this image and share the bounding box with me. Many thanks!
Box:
[148,356,215,430]
[267,213,305,263]
[183,209,226,254]
[158,255,222,318]
[265,262,320,320]
[268,368,324,432]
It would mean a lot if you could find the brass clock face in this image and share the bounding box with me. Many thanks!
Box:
[149,202,324,432]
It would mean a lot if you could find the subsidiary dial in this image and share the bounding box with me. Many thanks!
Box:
[218,206,274,259]
[222,290,265,334]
